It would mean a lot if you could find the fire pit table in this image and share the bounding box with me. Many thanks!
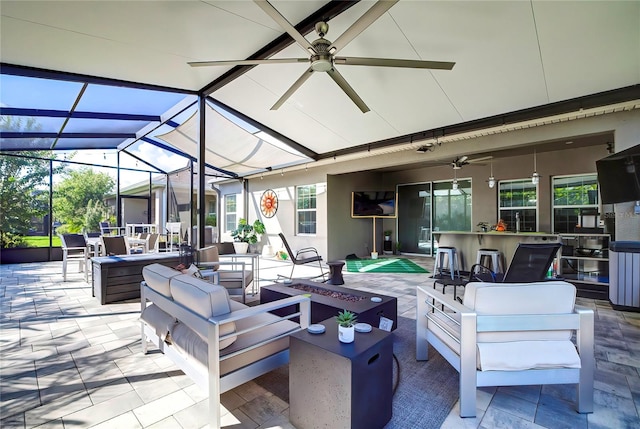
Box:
[260,280,397,331]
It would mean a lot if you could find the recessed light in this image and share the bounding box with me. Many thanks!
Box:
[565,141,574,145]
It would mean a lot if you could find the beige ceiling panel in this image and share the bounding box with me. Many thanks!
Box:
[533,1,640,101]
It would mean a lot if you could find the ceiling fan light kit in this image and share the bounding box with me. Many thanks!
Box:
[531,149,539,185]
[190,0,455,113]
[488,158,496,188]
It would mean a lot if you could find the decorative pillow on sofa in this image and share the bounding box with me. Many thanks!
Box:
[140,304,176,343]
[181,263,203,278]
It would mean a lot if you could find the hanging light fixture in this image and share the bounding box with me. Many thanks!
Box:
[531,149,540,185]
[452,168,459,190]
[488,158,496,188]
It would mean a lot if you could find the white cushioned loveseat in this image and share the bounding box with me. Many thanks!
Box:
[417,280,594,418]
[140,263,310,427]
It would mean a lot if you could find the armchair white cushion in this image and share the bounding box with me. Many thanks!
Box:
[417,281,594,418]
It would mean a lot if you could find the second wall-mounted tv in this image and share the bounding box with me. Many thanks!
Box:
[596,144,640,204]
[351,191,397,218]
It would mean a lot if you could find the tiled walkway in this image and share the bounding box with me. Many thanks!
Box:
[1,258,639,428]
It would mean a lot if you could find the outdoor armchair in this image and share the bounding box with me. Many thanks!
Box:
[416,281,594,418]
[196,245,253,303]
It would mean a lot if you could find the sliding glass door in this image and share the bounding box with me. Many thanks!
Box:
[397,183,432,255]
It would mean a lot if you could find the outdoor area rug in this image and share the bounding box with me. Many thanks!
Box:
[253,316,459,428]
[346,257,429,274]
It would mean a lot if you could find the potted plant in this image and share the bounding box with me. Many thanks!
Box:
[336,309,357,343]
[384,230,392,241]
[231,218,266,253]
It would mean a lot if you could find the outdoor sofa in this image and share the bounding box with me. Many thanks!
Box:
[140,263,310,427]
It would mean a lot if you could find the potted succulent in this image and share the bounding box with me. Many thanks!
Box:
[231,218,266,253]
[336,309,357,343]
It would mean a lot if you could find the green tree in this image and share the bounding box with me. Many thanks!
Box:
[53,168,114,232]
[84,199,109,233]
[0,117,65,247]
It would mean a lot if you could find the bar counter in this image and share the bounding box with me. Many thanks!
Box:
[433,231,560,271]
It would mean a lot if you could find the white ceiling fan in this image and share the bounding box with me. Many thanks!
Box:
[189,0,455,113]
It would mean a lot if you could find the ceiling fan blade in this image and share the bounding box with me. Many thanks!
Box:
[326,68,370,113]
[254,0,316,54]
[188,58,308,67]
[271,67,314,110]
[335,57,455,70]
[329,0,399,54]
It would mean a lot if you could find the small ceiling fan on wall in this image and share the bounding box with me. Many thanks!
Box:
[449,155,492,169]
[189,0,455,113]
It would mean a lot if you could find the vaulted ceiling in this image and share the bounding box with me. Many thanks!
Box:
[1,1,639,175]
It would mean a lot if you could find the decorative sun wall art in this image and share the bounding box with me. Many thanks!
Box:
[260,189,278,218]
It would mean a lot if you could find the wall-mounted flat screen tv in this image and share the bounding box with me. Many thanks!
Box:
[351,191,398,218]
[596,144,640,204]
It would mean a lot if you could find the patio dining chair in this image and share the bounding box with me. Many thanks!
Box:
[278,233,325,281]
[60,233,89,282]
[101,235,129,256]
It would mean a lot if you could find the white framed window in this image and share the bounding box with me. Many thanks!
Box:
[224,194,237,232]
[498,179,538,232]
[552,174,599,233]
[296,185,316,235]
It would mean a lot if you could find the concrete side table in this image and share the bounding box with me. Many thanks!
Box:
[289,318,393,429]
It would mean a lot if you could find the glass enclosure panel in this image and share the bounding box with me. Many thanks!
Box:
[0,155,52,248]
[397,183,432,255]
[167,167,192,243]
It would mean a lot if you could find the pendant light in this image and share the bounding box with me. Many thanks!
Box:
[488,158,496,188]
[452,168,459,190]
[531,149,540,185]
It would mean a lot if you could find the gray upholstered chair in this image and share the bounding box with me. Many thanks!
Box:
[196,245,253,303]
[417,281,594,418]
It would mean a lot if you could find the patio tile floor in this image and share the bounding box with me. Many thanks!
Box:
[1,258,639,428]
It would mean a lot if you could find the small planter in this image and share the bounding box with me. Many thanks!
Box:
[233,242,249,254]
[336,309,357,343]
[338,325,355,343]
[370,251,378,259]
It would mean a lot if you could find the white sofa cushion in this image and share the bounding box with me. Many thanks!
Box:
[477,340,581,371]
[140,304,176,343]
[463,281,576,343]
[170,274,232,318]
[142,263,182,298]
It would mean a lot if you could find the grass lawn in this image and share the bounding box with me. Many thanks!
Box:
[23,236,62,248]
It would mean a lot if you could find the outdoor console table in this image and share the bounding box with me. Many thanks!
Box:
[260,280,397,331]
[92,252,180,304]
[289,318,393,429]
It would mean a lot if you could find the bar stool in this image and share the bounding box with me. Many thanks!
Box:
[433,246,461,280]
[475,248,504,274]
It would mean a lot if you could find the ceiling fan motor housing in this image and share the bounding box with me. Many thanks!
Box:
[311,38,333,71]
